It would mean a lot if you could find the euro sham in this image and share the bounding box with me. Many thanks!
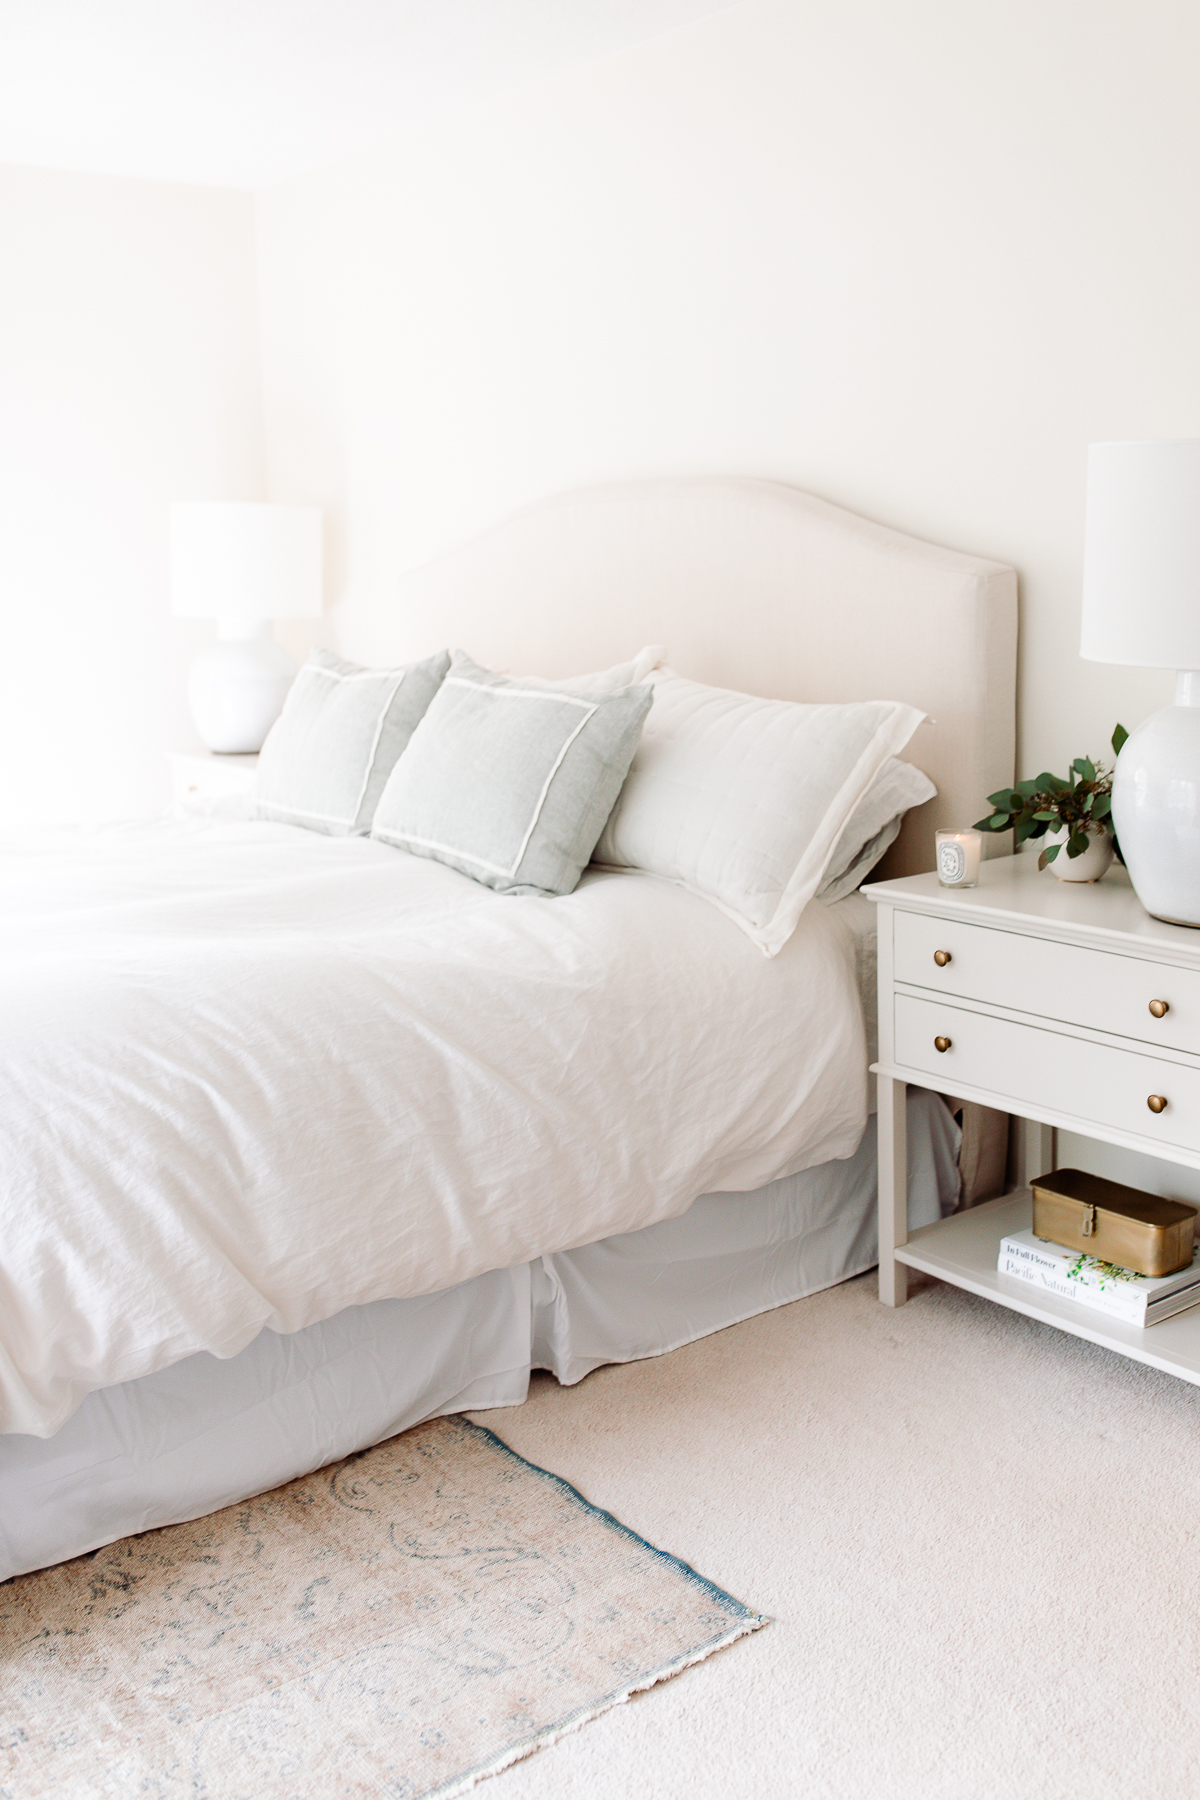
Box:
[594,668,924,955]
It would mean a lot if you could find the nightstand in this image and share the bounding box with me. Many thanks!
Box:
[168,749,259,816]
[867,858,1200,1386]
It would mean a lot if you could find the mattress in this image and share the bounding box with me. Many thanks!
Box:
[0,889,958,1582]
[1,816,870,1438]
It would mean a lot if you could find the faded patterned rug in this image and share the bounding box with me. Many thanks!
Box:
[0,1415,767,1797]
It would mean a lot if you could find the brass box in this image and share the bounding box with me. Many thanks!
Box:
[1031,1168,1198,1277]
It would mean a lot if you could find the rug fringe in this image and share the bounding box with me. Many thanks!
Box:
[427,1612,771,1800]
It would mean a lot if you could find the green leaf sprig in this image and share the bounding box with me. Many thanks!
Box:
[974,724,1129,871]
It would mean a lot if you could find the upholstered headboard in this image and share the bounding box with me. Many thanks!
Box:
[394,478,1017,878]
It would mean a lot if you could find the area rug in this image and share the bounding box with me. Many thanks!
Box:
[0,1415,767,1797]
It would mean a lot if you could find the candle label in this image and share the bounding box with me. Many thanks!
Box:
[938,840,968,885]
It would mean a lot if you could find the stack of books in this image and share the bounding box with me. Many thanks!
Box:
[999,1228,1200,1327]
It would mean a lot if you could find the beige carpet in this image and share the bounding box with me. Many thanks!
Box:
[0,1416,765,1797]
[474,1272,1200,1800]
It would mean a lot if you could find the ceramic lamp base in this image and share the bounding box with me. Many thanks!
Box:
[1111,674,1200,928]
[187,623,296,753]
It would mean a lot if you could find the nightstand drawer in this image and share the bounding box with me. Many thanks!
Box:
[894,992,1200,1151]
[894,910,1200,1057]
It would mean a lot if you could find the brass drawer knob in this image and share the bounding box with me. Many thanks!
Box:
[1147,1094,1168,1114]
[1149,999,1170,1019]
[933,949,952,967]
[934,1036,952,1053]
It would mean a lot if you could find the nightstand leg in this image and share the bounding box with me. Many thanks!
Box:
[1021,1117,1056,1188]
[878,1075,908,1307]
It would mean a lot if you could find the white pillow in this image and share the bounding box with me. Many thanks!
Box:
[817,759,937,904]
[818,815,906,908]
[516,645,667,695]
[594,668,924,956]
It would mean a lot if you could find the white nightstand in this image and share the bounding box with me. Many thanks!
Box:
[868,857,1200,1386]
[168,749,259,816]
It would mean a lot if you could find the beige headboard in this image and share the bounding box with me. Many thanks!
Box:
[393,477,1017,878]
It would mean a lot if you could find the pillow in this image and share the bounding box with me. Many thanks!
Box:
[516,644,667,695]
[593,668,924,955]
[370,651,653,896]
[818,816,906,908]
[817,759,937,905]
[255,648,451,835]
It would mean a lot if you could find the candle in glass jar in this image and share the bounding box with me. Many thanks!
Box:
[936,828,982,888]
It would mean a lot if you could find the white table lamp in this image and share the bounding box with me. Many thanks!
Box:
[1081,439,1200,926]
[171,503,322,752]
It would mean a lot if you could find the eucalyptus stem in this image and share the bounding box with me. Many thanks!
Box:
[973,724,1128,868]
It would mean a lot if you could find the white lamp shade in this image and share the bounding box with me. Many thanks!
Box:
[1080,439,1200,668]
[170,503,322,622]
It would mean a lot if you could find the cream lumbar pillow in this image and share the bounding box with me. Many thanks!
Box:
[255,647,451,835]
[370,651,653,896]
[593,668,925,955]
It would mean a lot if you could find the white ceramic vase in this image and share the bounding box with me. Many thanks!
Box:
[1110,681,1200,927]
[1042,823,1115,883]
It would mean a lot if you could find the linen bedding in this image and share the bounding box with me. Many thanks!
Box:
[0,813,869,1441]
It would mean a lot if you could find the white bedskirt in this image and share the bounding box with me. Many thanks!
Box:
[0,1091,959,1585]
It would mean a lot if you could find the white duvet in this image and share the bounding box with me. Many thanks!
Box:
[0,817,868,1438]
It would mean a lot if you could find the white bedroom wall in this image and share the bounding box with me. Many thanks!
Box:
[256,0,1200,784]
[0,164,265,824]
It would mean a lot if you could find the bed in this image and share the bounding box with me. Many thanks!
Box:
[0,477,1016,1583]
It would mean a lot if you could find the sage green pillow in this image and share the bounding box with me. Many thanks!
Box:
[255,647,450,835]
[370,651,653,895]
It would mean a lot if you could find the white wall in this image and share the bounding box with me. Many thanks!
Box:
[0,164,265,823]
[257,0,1200,780]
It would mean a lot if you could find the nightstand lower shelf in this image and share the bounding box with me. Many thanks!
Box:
[899,1191,1200,1387]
